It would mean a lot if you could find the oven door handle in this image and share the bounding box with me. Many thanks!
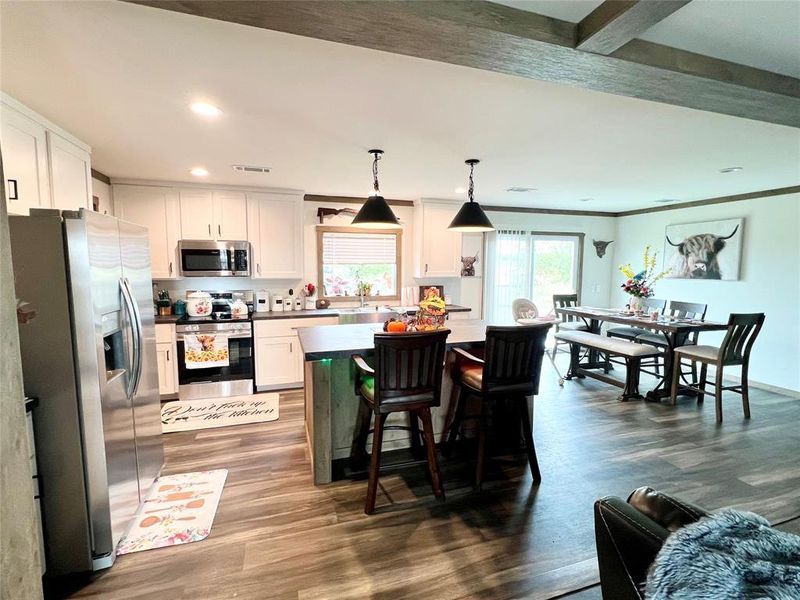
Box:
[176,332,252,341]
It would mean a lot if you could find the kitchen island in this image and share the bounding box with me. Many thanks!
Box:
[297,319,552,484]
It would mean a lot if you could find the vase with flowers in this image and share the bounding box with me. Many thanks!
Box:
[302,283,316,310]
[618,246,671,313]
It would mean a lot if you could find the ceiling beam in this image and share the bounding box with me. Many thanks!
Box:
[576,0,691,55]
[128,0,800,128]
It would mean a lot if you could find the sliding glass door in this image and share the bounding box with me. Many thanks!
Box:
[486,231,582,323]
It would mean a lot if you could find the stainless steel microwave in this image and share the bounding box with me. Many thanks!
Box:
[178,240,250,277]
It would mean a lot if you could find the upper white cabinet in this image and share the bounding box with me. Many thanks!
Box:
[213,191,248,240]
[2,94,91,216]
[115,185,181,279]
[413,200,462,278]
[179,189,214,240]
[179,189,248,241]
[0,105,50,215]
[48,131,91,211]
[247,191,303,279]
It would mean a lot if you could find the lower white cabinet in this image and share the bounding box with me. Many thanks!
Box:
[155,324,178,396]
[255,336,299,387]
[254,317,337,389]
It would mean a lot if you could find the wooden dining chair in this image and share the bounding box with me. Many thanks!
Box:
[351,329,450,514]
[636,301,708,377]
[445,324,550,488]
[670,313,765,422]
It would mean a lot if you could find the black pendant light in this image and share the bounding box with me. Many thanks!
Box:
[351,149,401,229]
[448,159,494,232]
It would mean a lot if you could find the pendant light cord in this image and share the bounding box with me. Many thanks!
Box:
[468,161,475,203]
[372,151,382,194]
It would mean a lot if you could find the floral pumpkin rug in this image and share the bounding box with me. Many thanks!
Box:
[117,469,227,555]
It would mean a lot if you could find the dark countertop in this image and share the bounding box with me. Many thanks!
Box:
[154,314,182,324]
[252,305,471,320]
[297,319,553,361]
[252,309,342,320]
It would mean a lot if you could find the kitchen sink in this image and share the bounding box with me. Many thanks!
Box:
[337,307,398,325]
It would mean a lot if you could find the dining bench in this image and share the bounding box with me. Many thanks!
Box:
[554,331,660,401]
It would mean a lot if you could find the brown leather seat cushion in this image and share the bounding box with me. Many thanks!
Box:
[460,365,483,390]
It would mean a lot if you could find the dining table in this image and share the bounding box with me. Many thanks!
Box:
[554,306,728,401]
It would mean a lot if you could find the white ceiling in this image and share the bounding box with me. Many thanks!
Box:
[496,0,800,78]
[1,1,798,212]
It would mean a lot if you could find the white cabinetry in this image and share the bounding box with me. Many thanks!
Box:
[114,185,181,279]
[1,94,92,216]
[254,317,337,389]
[214,191,248,240]
[179,189,248,241]
[0,105,50,215]
[413,200,463,277]
[47,131,91,211]
[247,192,303,279]
[155,324,178,396]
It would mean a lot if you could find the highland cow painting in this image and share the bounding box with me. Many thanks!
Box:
[664,218,743,280]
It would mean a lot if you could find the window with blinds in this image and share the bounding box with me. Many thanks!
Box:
[318,228,401,300]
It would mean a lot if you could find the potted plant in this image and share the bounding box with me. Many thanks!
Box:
[619,246,670,313]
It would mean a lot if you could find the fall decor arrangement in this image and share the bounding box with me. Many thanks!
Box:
[383,286,447,332]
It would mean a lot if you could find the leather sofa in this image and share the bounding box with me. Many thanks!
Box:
[594,486,710,600]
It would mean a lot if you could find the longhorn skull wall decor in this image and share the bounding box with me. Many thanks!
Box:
[593,240,613,258]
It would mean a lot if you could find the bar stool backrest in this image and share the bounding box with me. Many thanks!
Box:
[719,313,765,366]
[512,298,539,321]
[373,330,450,410]
[482,325,550,396]
[553,294,580,322]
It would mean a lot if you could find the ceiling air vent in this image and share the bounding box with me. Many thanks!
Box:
[232,165,271,173]
[505,187,536,193]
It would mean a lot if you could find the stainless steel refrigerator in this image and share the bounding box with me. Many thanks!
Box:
[10,209,164,575]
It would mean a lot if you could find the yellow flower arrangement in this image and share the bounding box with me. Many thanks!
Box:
[618,245,671,298]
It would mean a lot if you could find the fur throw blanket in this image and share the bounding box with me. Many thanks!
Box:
[646,509,800,599]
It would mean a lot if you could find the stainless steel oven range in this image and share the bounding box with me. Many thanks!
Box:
[175,291,255,400]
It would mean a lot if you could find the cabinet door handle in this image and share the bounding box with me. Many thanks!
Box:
[169,261,173,275]
[166,349,170,361]
[425,263,428,273]
[289,342,293,353]
[218,224,221,237]
[7,179,18,200]
[257,263,261,275]
[208,224,211,236]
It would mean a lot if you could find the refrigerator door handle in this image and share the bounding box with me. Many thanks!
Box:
[123,278,144,398]
[119,278,140,399]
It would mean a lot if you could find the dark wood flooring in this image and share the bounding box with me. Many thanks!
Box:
[56,367,800,599]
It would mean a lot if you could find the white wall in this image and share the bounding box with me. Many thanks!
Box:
[486,210,618,312]
[610,192,800,392]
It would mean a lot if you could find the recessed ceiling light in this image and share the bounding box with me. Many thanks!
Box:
[578,198,593,202]
[190,167,209,177]
[719,166,743,173]
[454,187,467,194]
[506,187,537,193]
[190,102,222,117]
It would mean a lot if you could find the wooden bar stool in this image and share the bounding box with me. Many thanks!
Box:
[351,329,450,515]
[670,313,765,422]
[444,324,551,488]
